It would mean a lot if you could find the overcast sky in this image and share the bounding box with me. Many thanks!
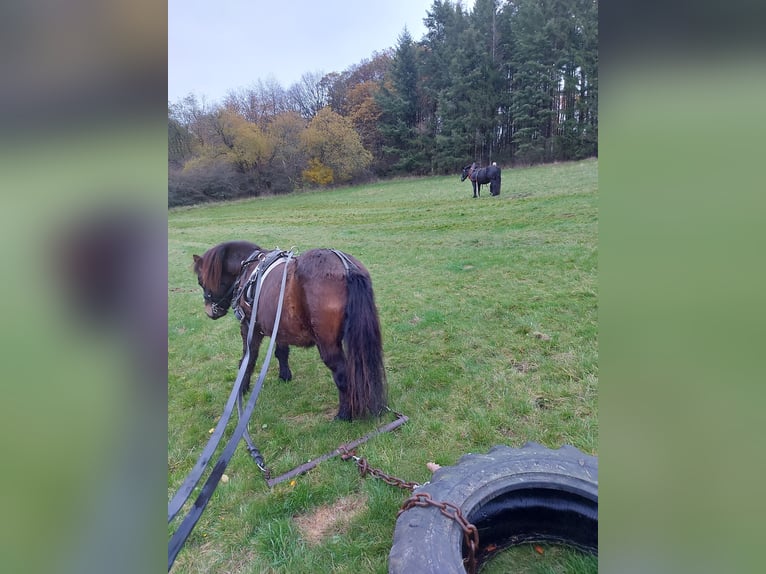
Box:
[169,0,444,105]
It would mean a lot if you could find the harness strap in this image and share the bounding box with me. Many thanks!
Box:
[167,248,268,523]
[233,249,289,322]
[167,289,255,522]
[330,248,356,273]
[232,249,292,468]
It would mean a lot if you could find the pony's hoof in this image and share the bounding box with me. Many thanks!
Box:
[334,413,352,422]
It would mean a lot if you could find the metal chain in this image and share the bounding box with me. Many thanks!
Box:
[340,450,421,491]
[340,450,479,574]
[399,491,479,574]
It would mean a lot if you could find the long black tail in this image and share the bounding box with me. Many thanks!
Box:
[490,168,501,196]
[342,268,387,419]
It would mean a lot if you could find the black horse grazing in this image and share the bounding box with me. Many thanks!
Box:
[192,240,387,421]
[461,162,501,197]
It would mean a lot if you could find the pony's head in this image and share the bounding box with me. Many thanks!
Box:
[460,163,476,181]
[192,241,260,319]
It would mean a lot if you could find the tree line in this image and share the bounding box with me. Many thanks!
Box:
[169,0,597,207]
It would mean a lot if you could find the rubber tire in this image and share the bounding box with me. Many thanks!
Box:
[388,442,597,573]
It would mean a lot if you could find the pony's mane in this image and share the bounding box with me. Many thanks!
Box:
[194,241,260,290]
[194,244,224,289]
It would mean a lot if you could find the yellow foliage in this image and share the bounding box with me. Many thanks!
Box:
[180,153,219,173]
[301,107,372,183]
[222,110,272,171]
[302,158,334,186]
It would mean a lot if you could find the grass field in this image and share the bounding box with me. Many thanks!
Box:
[168,158,598,573]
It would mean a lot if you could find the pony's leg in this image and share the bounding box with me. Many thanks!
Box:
[473,181,478,198]
[239,321,263,395]
[317,343,351,421]
[274,344,292,381]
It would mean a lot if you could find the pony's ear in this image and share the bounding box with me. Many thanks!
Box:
[192,254,201,263]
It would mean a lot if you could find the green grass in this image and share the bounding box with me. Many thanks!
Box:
[168,158,598,573]
[482,544,599,574]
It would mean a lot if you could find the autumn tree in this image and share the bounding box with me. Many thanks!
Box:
[169,109,276,204]
[222,77,290,126]
[346,81,384,168]
[323,51,392,117]
[168,113,195,169]
[301,107,372,185]
[266,111,308,190]
[288,71,329,119]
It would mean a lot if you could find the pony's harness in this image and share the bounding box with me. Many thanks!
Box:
[461,163,478,182]
[233,249,292,322]
[231,248,355,323]
[205,280,237,314]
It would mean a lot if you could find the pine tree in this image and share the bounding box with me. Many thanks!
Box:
[376,29,424,174]
[509,0,598,164]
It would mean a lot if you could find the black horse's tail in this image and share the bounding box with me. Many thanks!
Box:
[342,268,387,419]
[490,166,501,196]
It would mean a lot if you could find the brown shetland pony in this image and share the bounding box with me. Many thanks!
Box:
[192,241,387,421]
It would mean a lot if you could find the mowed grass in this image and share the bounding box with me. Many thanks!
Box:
[168,158,598,573]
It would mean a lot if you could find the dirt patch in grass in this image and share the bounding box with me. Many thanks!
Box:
[510,357,537,373]
[282,412,317,425]
[294,493,368,545]
[283,405,337,425]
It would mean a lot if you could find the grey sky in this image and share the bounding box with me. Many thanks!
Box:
[169,0,442,105]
